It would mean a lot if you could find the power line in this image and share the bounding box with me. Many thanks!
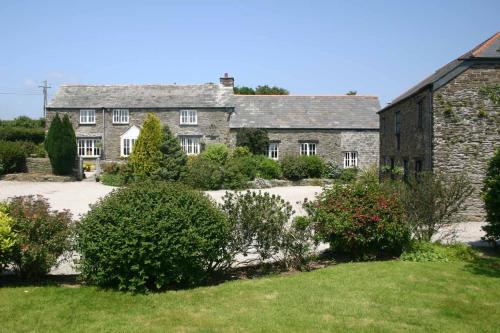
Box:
[0,92,42,95]
[38,80,51,119]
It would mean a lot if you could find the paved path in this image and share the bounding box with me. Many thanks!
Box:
[0,180,488,274]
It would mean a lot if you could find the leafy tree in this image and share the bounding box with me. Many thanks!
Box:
[236,128,269,155]
[44,113,77,175]
[234,85,289,95]
[482,148,500,243]
[346,91,357,95]
[152,125,187,181]
[128,113,163,179]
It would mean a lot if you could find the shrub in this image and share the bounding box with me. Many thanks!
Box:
[223,154,258,189]
[302,155,325,178]
[202,144,229,165]
[128,113,163,179]
[0,141,26,175]
[183,155,224,190]
[400,171,474,242]
[281,155,325,180]
[0,204,16,271]
[99,173,124,186]
[76,182,230,292]
[340,167,358,183]
[255,155,282,179]
[0,126,45,144]
[401,241,478,262]
[324,161,342,179]
[0,116,45,129]
[482,149,500,243]
[236,128,270,155]
[152,125,187,181]
[220,190,312,269]
[7,196,73,280]
[304,181,410,259]
[45,113,77,175]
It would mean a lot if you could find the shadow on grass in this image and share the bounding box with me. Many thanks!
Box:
[0,274,80,288]
[463,247,500,278]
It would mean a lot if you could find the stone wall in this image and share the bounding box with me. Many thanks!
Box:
[378,89,433,172]
[432,63,500,222]
[229,128,379,168]
[26,157,52,174]
[46,108,231,160]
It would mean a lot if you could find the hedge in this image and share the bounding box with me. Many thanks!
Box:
[0,127,45,144]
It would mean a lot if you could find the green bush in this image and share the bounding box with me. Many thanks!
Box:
[99,173,124,187]
[7,196,73,280]
[76,182,230,292]
[0,141,27,175]
[324,161,342,179]
[220,191,312,270]
[0,204,16,272]
[340,167,358,183]
[0,116,45,128]
[223,154,258,189]
[202,144,229,165]
[44,113,77,175]
[236,128,270,155]
[304,181,410,259]
[401,241,478,262]
[128,113,163,179]
[255,155,282,179]
[280,155,325,180]
[0,126,45,144]
[482,149,500,243]
[183,155,224,190]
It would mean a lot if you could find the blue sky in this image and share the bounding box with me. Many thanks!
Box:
[0,0,499,119]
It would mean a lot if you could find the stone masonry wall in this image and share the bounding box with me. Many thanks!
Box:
[378,89,433,172]
[229,128,379,169]
[432,63,500,222]
[46,108,231,160]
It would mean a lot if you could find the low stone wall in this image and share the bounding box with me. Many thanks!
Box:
[26,158,52,174]
[2,173,75,182]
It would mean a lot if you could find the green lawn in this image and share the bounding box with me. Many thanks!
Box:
[1,258,499,333]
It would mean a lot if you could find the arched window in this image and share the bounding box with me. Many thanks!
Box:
[120,125,140,157]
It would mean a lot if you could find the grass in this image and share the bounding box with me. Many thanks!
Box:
[1,257,499,332]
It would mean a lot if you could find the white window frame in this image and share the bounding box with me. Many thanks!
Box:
[77,138,101,157]
[180,110,197,125]
[300,143,316,156]
[268,143,279,160]
[180,136,200,155]
[79,109,96,124]
[113,109,129,124]
[121,138,136,157]
[343,151,358,168]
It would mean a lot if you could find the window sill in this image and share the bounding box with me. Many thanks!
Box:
[79,123,96,126]
[179,123,198,126]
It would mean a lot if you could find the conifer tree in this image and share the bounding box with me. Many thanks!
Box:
[152,125,187,181]
[45,113,77,175]
[128,113,163,179]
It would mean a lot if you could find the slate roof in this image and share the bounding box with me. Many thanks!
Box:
[230,95,380,129]
[380,32,500,112]
[47,84,234,108]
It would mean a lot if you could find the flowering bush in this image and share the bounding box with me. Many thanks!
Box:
[0,203,16,271]
[304,181,410,259]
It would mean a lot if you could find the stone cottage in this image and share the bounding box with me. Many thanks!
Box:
[46,74,380,169]
[378,32,500,222]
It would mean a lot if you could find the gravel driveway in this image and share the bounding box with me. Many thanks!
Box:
[0,180,488,274]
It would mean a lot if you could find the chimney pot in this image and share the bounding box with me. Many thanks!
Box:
[220,73,234,87]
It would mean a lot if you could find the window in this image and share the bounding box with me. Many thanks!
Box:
[417,100,423,129]
[395,111,401,150]
[343,152,358,168]
[122,138,136,157]
[80,109,95,124]
[180,136,200,155]
[113,109,129,124]
[300,143,316,156]
[180,110,197,125]
[77,138,100,157]
[268,143,279,160]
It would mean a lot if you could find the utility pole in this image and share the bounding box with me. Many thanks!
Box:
[38,80,51,119]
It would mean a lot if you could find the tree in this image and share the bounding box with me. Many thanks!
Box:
[233,85,289,95]
[128,113,163,179]
[482,149,500,243]
[44,113,77,175]
[236,128,270,155]
[346,91,357,95]
[152,125,188,181]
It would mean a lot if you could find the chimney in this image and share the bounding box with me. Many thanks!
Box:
[220,73,234,87]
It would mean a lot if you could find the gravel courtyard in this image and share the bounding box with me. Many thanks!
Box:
[0,180,488,274]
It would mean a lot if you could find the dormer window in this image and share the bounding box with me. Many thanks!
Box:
[80,109,95,124]
[113,109,129,124]
[180,110,197,125]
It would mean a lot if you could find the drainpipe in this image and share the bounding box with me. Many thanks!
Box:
[429,88,433,171]
[102,107,106,160]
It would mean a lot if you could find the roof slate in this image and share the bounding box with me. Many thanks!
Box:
[47,84,234,108]
[381,32,500,112]
[230,95,380,129]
